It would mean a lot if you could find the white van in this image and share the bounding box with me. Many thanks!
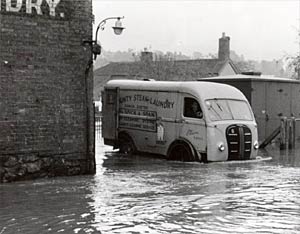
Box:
[102,80,258,162]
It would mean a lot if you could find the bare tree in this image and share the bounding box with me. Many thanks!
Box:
[287,54,300,79]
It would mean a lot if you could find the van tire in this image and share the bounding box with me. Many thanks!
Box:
[118,133,136,155]
[167,141,195,162]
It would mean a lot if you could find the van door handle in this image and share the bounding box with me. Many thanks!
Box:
[176,119,185,123]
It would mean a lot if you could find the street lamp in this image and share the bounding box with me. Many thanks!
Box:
[84,16,125,60]
[82,17,124,173]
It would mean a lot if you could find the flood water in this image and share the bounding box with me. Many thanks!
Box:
[1,138,300,234]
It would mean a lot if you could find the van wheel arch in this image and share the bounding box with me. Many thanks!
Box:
[167,139,199,162]
[118,131,136,155]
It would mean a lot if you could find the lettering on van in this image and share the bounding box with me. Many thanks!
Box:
[186,129,204,141]
[119,108,157,132]
[120,108,156,117]
[120,95,174,109]
[186,129,199,136]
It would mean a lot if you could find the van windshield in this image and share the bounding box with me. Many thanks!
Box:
[205,99,253,121]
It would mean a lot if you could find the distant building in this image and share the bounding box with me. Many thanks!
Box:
[94,33,240,100]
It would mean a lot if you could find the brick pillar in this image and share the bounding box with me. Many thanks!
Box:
[0,0,95,182]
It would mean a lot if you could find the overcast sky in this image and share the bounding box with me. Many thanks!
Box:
[93,0,299,61]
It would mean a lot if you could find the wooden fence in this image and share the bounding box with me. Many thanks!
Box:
[260,117,300,149]
[279,117,300,149]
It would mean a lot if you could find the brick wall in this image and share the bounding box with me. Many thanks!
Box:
[0,0,95,182]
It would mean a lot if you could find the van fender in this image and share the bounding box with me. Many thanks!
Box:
[117,131,134,143]
[166,138,200,162]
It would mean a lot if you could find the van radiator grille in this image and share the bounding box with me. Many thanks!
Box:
[226,125,252,160]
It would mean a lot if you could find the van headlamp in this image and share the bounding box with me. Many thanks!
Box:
[218,143,225,152]
[253,141,259,150]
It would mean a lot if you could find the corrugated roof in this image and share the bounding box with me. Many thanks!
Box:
[201,74,300,83]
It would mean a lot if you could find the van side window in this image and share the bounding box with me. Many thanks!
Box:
[184,98,203,119]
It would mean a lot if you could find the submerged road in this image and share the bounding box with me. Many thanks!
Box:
[0,139,300,233]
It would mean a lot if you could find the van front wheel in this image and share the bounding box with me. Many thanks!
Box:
[118,135,136,155]
[167,142,195,162]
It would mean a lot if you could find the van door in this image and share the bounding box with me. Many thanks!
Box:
[265,81,291,139]
[179,97,207,155]
[251,81,267,142]
[102,88,119,140]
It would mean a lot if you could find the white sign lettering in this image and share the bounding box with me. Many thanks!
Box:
[26,0,43,15]
[6,0,22,12]
[1,0,63,17]
[45,0,61,17]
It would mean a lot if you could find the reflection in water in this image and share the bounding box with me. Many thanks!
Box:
[0,177,100,233]
[1,139,300,233]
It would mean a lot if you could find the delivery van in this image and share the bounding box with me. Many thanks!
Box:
[102,80,258,162]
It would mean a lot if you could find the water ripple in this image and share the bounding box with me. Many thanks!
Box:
[1,142,300,233]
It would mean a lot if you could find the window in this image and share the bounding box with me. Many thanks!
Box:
[205,99,253,121]
[184,98,203,119]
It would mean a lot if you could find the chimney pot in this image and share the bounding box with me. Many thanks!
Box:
[218,32,230,61]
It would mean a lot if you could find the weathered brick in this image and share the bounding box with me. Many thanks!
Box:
[0,0,95,182]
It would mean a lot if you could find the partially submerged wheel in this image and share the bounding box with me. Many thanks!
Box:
[118,134,136,155]
[167,141,196,162]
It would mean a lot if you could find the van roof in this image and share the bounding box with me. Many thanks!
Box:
[105,79,246,101]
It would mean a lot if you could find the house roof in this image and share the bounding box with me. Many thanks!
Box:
[94,62,139,76]
[94,58,240,79]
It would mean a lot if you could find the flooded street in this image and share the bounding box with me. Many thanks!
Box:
[1,139,300,234]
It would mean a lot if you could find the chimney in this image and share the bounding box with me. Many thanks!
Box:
[218,32,230,61]
[140,48,153,63]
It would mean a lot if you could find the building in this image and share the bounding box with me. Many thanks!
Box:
[0,0,95,182]
[202,75,300,143]
[94,33,240,100]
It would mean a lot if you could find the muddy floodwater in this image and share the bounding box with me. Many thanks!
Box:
[1,139,300,234]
